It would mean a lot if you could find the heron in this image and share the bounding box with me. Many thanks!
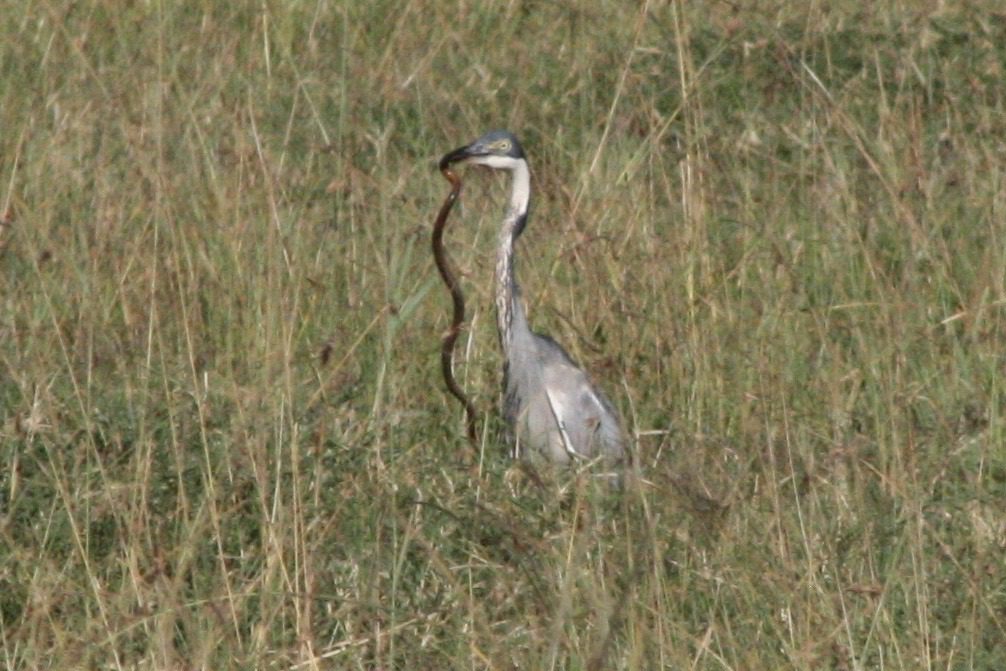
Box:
[440,130,625,467]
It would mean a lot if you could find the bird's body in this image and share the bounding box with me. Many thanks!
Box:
[441,130,625,465]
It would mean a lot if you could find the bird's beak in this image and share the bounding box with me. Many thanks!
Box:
[439,143,480,171]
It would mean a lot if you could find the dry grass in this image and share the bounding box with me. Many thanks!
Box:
[1,1,1005,669]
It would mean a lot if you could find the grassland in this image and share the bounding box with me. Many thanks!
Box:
[2,1,1005,669]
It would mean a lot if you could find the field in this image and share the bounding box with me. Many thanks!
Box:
[2,1,1005,669]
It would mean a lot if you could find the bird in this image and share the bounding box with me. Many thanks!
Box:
[440,130,626,467]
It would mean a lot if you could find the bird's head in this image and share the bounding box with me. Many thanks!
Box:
[440,130,526,172]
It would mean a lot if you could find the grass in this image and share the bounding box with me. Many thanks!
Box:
[2,1,1005,668]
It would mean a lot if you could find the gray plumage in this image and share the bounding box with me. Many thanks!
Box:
[441,130,625,465]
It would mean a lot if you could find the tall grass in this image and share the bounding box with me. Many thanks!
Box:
[1,1,1004,668]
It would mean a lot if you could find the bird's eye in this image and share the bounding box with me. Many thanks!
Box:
[496,140,511,152]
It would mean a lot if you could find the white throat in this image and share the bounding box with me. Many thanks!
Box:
[470,155,531,219]
[491,156,531,360]
[508,159,530,219]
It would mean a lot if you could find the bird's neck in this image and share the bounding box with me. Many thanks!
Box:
[495,160,531,360]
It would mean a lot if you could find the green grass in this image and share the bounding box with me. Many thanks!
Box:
[2,1,1005,668]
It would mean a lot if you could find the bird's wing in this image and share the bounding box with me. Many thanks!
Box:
[542,384,582,460]
[540,359,612,459]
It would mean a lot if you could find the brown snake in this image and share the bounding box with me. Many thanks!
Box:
[431,160,480,446]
